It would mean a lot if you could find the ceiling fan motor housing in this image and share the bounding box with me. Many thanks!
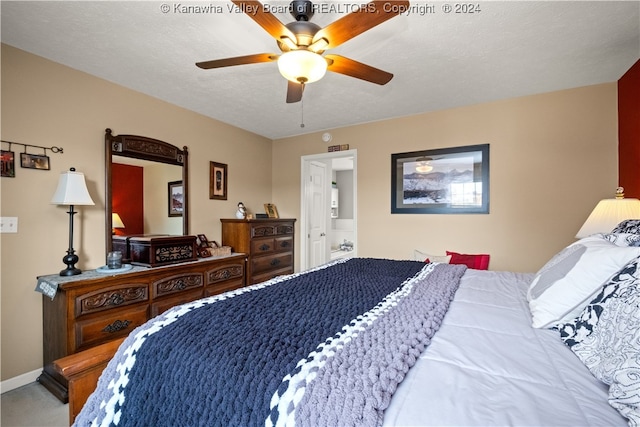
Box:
[279,21,321,50]
[290,0,314,21]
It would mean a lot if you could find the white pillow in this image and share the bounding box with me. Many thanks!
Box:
[528,236,640,328]
[413,249,451,264]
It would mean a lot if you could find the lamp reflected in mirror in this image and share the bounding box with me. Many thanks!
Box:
[112,213,125,235]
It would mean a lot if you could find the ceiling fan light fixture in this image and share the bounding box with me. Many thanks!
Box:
[277,50,327,84]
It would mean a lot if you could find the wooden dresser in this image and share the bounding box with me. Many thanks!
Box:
[38,254,246,403]
[221,218,296,285]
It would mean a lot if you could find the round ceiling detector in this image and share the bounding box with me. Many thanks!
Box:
[322,132,332,143]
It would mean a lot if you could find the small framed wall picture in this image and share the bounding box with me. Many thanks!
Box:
[209,161,228,200]
[168,180,184,217]
[20,153,50,170]
[264,203,279,218]
[1,150,16,177]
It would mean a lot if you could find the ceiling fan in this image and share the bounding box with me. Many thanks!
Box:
[196,0,409,103]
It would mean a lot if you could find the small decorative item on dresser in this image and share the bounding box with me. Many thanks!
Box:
[197,247,212,258]
[236,202,247,219]
[196,234,213,257]
[106,251,123,269]
[209,241,232,257]
[264,203,279,218]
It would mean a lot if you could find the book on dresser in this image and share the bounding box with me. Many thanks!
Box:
[221,218,296,285]
[37,254,247,405]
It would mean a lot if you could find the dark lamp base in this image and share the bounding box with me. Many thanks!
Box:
[60,267,82,276]
[60,252,81,276]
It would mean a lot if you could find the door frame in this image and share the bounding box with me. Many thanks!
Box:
[300,149,357,271]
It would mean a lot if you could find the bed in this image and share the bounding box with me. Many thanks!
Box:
[71,223,640,427]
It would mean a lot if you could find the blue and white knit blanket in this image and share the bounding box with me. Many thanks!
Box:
[74,258,466,427]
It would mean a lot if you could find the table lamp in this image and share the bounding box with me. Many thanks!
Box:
[51,167,95,276]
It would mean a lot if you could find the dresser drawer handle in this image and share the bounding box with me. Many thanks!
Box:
[270,259,281,266]
[279,241,290,248]
[102,319,131,334]
[259,244,271,251]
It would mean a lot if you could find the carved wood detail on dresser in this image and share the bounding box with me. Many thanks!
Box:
[221,218,296,285]
[38,254,246,403]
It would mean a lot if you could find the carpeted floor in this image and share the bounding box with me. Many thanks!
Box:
[1,382,68,427]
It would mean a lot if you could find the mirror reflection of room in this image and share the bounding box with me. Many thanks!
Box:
[111,157,182,236]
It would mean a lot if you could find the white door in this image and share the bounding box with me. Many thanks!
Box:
[308,161,328,268]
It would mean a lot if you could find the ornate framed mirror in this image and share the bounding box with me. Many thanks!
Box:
[104,128,189,254]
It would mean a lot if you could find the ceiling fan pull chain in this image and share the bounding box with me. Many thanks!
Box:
[300,90,305,128]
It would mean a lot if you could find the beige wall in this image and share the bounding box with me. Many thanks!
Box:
[0,44,272,381]
[273,83,619,273]
[0,42,619,384]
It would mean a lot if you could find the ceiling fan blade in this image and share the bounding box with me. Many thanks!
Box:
[312,0,409,49]
[196,53,278,69]
[286,80,304,103]
[325,54,393,85]
[231,0,297,43]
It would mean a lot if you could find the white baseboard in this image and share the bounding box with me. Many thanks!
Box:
[1,368,42,394]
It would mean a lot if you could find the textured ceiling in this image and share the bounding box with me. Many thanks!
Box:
[2,1,639,140]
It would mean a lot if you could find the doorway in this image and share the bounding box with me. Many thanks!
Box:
[300,150,357,271]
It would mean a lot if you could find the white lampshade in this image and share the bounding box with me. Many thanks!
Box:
[112,213,125,228]
[51,169,95,206]
[277,50,327,84]
[576,197,640,238]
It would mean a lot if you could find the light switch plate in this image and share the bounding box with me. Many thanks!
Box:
[0,217,18,233]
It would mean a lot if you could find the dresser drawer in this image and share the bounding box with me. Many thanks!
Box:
[274,236,293,252]
[251,222,294,238]
[204,278,245,296]
[274,222,294,235]
[151,273,204,298]
[252,252,293,275]
[205,262,244,285]
[252,267,293,284]
[75,284,148,318]
[75,305,149,351]
[151,288,203,317]
[251,238,275,254]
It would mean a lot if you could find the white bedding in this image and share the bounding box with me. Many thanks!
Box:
[383,268,627,426]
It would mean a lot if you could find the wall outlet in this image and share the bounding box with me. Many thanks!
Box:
[0,217,18,233]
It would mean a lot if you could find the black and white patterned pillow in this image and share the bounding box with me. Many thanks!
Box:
[612,219,640,235]
[557,260,637,346]
[601,232,640,247]
[558,256,640,425]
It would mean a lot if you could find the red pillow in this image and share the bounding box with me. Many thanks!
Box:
[446,251,490,270]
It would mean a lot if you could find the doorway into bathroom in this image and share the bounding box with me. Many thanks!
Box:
[300,149,357,271]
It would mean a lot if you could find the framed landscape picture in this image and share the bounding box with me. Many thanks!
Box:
[168,180,184,217]
[391,144,489,214]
